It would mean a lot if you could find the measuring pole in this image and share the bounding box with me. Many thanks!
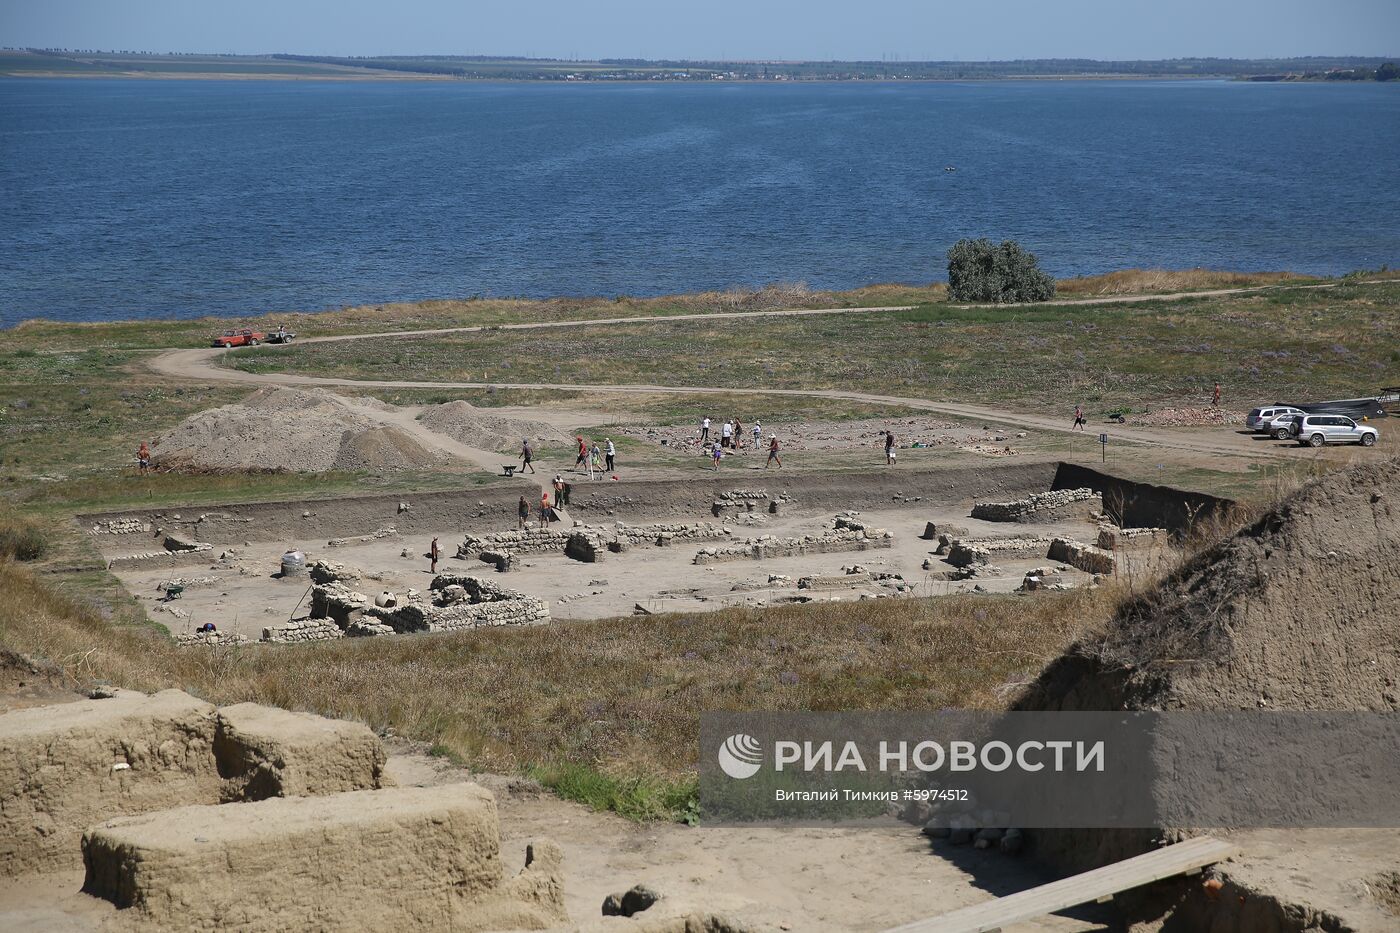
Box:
[1099,432,1108,463]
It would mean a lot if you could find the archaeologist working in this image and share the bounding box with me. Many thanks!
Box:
[884,431,896,466]
[721,418,733,449]
[766,433,782,469]
[517,495,530,530]
[575,435,588,472]
[1072,405,1086,431]
[553,474,566,508]
[700,416,711,445]
[540,491,552,528]
[711,440,723,471]
[520,438,536,474]
[752,420,762,450]
[137,441,151,473]
[1213,382,1222,407]
[429,537,440,575]
[605,438,616,473]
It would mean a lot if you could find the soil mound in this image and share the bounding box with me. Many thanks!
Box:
[1019,457,1400,712]
[154,388,443,473]
[418,400,573,452]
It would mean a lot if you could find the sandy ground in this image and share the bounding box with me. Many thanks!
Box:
[104,505,1105,638]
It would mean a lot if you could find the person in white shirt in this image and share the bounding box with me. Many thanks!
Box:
[605,438,616,472]
[721,419,734,448]
[700,416,711,445]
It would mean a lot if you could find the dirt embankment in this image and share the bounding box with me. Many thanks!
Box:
[1023,456,1400,713]
[418,400,575,452]
[153,387,446,473]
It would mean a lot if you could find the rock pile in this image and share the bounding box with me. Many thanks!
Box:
[971,488,1101,523]
[174,630,249,647]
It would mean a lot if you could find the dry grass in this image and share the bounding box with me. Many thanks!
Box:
[0,558,1110,810]
[1055,268,1309,297]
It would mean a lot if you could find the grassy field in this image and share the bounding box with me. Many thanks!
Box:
[225,279,1400,414]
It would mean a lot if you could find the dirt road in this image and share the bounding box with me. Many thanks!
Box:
[151,279,1400,465]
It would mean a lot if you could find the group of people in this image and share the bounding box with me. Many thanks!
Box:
[699,415,781,470]
[516,473,575,530]
[517,435,618,479]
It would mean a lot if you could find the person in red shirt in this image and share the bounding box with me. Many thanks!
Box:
[766,434,782,469]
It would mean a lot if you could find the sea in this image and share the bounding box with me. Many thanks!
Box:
[1,78,1398,327]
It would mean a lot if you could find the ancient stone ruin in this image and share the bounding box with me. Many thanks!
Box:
[970,487,1102,523]
[281,569,549,642]
[695,521,893,564]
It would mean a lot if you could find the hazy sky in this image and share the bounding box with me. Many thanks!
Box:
[3,0,1398,61]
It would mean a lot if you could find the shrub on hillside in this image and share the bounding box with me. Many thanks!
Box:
[947,238,1056,303]
[0,517,48,562]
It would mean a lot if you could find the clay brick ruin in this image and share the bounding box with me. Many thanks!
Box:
[0,689,567,930]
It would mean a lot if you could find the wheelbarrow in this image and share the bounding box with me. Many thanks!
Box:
[161,584,185,602]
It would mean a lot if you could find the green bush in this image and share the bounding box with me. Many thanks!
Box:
[0,517,48,562]
[947,238,1056,303]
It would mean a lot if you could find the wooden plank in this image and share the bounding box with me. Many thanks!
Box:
[883,836,1236,933]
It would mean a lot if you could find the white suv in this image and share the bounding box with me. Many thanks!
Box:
[1247,406,1305,433]
[1288,415,1379,448]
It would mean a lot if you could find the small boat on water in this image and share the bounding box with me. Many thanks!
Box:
[944,166,956,172]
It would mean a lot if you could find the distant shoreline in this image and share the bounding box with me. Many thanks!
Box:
[0,71,1297,84]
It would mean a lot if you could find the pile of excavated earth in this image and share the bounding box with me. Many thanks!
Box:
[419,400,575,452]
[0,688,744,932]
[153,387,445,473]
[990,455,1400,930]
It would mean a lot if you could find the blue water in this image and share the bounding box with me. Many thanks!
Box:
[2,78,1398,327]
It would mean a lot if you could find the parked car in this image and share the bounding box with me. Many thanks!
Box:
[1246,405,1305,433]
[210,329,266,348]
[1266,413,1305,440]
[1288,414,1378,448]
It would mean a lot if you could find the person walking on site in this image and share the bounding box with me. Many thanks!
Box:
[1072,405,1086,431]
[605,438,616,473]
[574,435,588,472]
[766,433,782,469]
[752,420,762,451]
[137,441,151,474]
[711,440,723,471]
[517,495,530,530]
[733,417,744,451]
[1213,382,1222,407]
[520,438,536,474]
[540,491,551,529]
[700,416,711,446]
[721,418,733,449]
[429,537,440,575]
[884,430,897,466]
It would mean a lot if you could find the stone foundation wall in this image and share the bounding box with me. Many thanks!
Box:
[695,528,893,564]
[1047,537,1116,575]
[1096,526,1170,551]
[944,535,1059,567]
[175,631,249,647]
[261,618,346,643]
[970,488,1101,524]
[305,574,549,637]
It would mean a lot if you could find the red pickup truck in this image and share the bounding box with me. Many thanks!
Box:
[210,329,266,348]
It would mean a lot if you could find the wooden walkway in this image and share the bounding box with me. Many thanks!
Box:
[883,835,1237,933]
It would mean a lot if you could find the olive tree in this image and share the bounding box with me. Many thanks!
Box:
[946,238,1056,303]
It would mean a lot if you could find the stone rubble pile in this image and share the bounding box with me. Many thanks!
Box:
[970,488,1101,523]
